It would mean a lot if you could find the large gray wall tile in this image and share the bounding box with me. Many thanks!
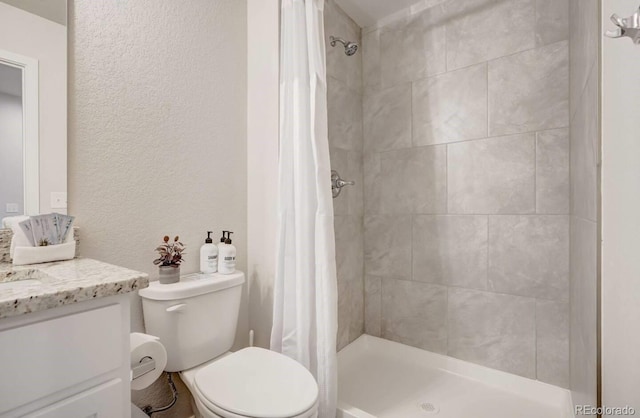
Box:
[570,217,598,405]
[413,64,488,146]
[536,128,570,214]
[413,215,488,289]
[328,76,363,152]
[364,215,412,279]
[489,41,569,136]
[325,1,362,93]
[535,0,569,46]
[488,215,569,301]
[536,300,569,388]
[346,151,364,215]
[448,287,536,378]
[363,152,381,215]
[337,267,352,350]
[569,0,598,119]
[337,268,364,350]
[335,215,364,349]
[571,333,598,411]
[363,83,412,152]
[335,216,364,287]
[570,70,598,222]
[445,0,535,70]
[362,30,381,89]
[448,134,535,214]
[364,275,382,337]
[379,7,446,87]
[381,279,448,353]
[377,146,447,214]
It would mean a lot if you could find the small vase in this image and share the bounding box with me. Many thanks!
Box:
[158,265,180,284]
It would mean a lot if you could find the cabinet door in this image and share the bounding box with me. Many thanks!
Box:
[0,304,123,414]
[24,379,125,418]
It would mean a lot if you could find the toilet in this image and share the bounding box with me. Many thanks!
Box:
[139,272,319,418]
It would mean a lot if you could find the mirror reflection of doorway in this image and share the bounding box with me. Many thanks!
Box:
[0,62,23,218]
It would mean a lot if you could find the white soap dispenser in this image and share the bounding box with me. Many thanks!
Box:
[218,231,236,275]
[199,231,218,273]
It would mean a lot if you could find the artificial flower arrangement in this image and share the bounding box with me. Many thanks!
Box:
[154,235,185,283]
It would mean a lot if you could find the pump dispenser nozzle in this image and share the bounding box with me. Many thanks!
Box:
[205,231,213,244]
[219,231,227,243]
[225,231,234,244]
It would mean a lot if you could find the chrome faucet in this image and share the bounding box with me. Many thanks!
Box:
[605,6,640,44]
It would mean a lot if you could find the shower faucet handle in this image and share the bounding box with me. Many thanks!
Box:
[331,170,355,198]
[337,179,355,187]
[605,8,640,44]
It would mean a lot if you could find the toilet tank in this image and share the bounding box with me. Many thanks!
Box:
[139,271,244,372]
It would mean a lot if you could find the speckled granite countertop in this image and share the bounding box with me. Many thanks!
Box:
[0,258,148,319]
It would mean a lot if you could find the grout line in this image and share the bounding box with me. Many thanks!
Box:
[383,275,567,303]
[375,126,569,157]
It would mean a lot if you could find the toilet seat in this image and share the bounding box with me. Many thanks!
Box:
[190,347,319,418]
[193,383,319,418]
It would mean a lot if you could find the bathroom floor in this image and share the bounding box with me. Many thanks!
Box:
[338,335,572,418]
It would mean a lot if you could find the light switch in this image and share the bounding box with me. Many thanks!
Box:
[6,203,18,213]
[50,192,67,209]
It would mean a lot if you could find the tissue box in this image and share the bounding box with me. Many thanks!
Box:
[10,215,76,266]
[12,241,76,266]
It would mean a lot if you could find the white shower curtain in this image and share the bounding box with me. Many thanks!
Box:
[270,0,338,417]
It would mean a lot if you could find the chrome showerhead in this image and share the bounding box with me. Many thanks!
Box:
[330,36,359,56]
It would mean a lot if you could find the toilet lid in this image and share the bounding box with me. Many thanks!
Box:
[194,347,318,418]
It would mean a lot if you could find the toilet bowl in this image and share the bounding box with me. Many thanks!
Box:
[139,272,319,418]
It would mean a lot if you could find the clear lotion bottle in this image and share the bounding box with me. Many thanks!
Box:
[218,231,236,274]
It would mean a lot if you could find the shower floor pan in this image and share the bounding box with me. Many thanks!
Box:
[337,335,573,418]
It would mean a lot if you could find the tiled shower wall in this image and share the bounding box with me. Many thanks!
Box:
[361,0,570,387]
[568,0,599,408]
[324,1,365,350]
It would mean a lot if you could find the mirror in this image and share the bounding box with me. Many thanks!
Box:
[0,0,67,225]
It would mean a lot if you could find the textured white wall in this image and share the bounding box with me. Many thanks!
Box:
[247,0,279,349]
[0,2,67,215]
[69,1,247,415]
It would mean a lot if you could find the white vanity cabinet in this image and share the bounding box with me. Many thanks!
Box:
[0,294,132,418]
